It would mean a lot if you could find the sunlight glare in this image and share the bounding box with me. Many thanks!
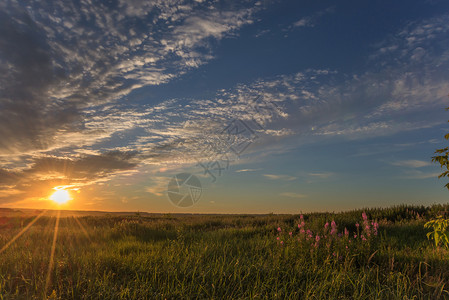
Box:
[50,189,71,204]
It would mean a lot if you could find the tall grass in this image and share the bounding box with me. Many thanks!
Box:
[0,204,448,299]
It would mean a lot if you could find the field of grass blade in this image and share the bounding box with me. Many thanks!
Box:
[0,204,448,299]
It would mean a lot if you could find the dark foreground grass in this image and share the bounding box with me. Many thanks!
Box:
[0,204,448,299]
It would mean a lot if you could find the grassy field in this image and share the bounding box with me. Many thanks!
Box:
[0,205,448,299]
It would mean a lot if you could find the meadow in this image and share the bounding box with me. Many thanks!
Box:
[0,204,448,299]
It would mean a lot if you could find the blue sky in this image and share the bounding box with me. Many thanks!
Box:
[0,0,448,213]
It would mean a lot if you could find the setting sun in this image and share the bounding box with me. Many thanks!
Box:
[50,189,71,204]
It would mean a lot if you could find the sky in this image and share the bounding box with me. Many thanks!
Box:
[0,0,449,213]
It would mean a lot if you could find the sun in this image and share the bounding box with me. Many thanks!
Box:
[50,189,71,204]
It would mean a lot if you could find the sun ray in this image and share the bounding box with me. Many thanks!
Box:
[73,216,92,243]
[0,210,47,254]
[45,210,61,294]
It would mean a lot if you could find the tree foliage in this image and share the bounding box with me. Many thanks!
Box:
[432,107,449,190]
[424,216,449,248]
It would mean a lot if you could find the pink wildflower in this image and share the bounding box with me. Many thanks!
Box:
[277,227,282,232]
[362,212,367,220]
[330,220,337,235]
[355,223,359,228]
[373,222,378,235]
[280,241,284,245]
[276,237,280,240]
[344,228,349,236]
[289,232,293,237]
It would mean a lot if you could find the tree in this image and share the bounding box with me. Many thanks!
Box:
[432,107,449,190]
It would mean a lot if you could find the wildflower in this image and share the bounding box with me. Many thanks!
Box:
[355,223,359,228]
[324,222,329,230]
[289,232,293,237]
[354,234,357,239]
[300,214,304,220]
[346,246,349,249]
[300,228,305,234]
[373,222,379,235]
[280,241,284,245]
[315,235,320,242]
[276,237,280,240]
[344,228,349,236]
[330,220,337,235]
[277,227,282,232]
[361,235,367,241]
[362,212,367,220]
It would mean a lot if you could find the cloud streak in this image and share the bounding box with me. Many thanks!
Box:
[0,0,260,155]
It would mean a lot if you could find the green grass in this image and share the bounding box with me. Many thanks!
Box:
[0,204,449,299]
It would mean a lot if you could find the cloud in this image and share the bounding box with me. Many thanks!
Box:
[291,6,335,28]
[235,168,261,172]
[264,174,297,181]
[145,176,171,197]
[0,151,137,203]
[0,0,260,156]
[308,172,334,179]
[400,170,441,180]
[391,160,432,168]
[2,5,449,206]
[280,192,307,198]
[282,14,449,139]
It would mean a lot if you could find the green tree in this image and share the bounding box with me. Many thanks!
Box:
[432,107,449,190]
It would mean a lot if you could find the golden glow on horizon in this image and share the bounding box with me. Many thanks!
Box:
[50,189,71,204]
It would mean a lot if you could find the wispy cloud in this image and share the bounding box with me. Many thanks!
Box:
[264,174,297,181]
[235,169,261,173]
[145,176,171,197]
[308,172,334,179]
[290,6,335,28]
[400,170,441,180]
[0,0,260,156]
[391,160,432,168]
